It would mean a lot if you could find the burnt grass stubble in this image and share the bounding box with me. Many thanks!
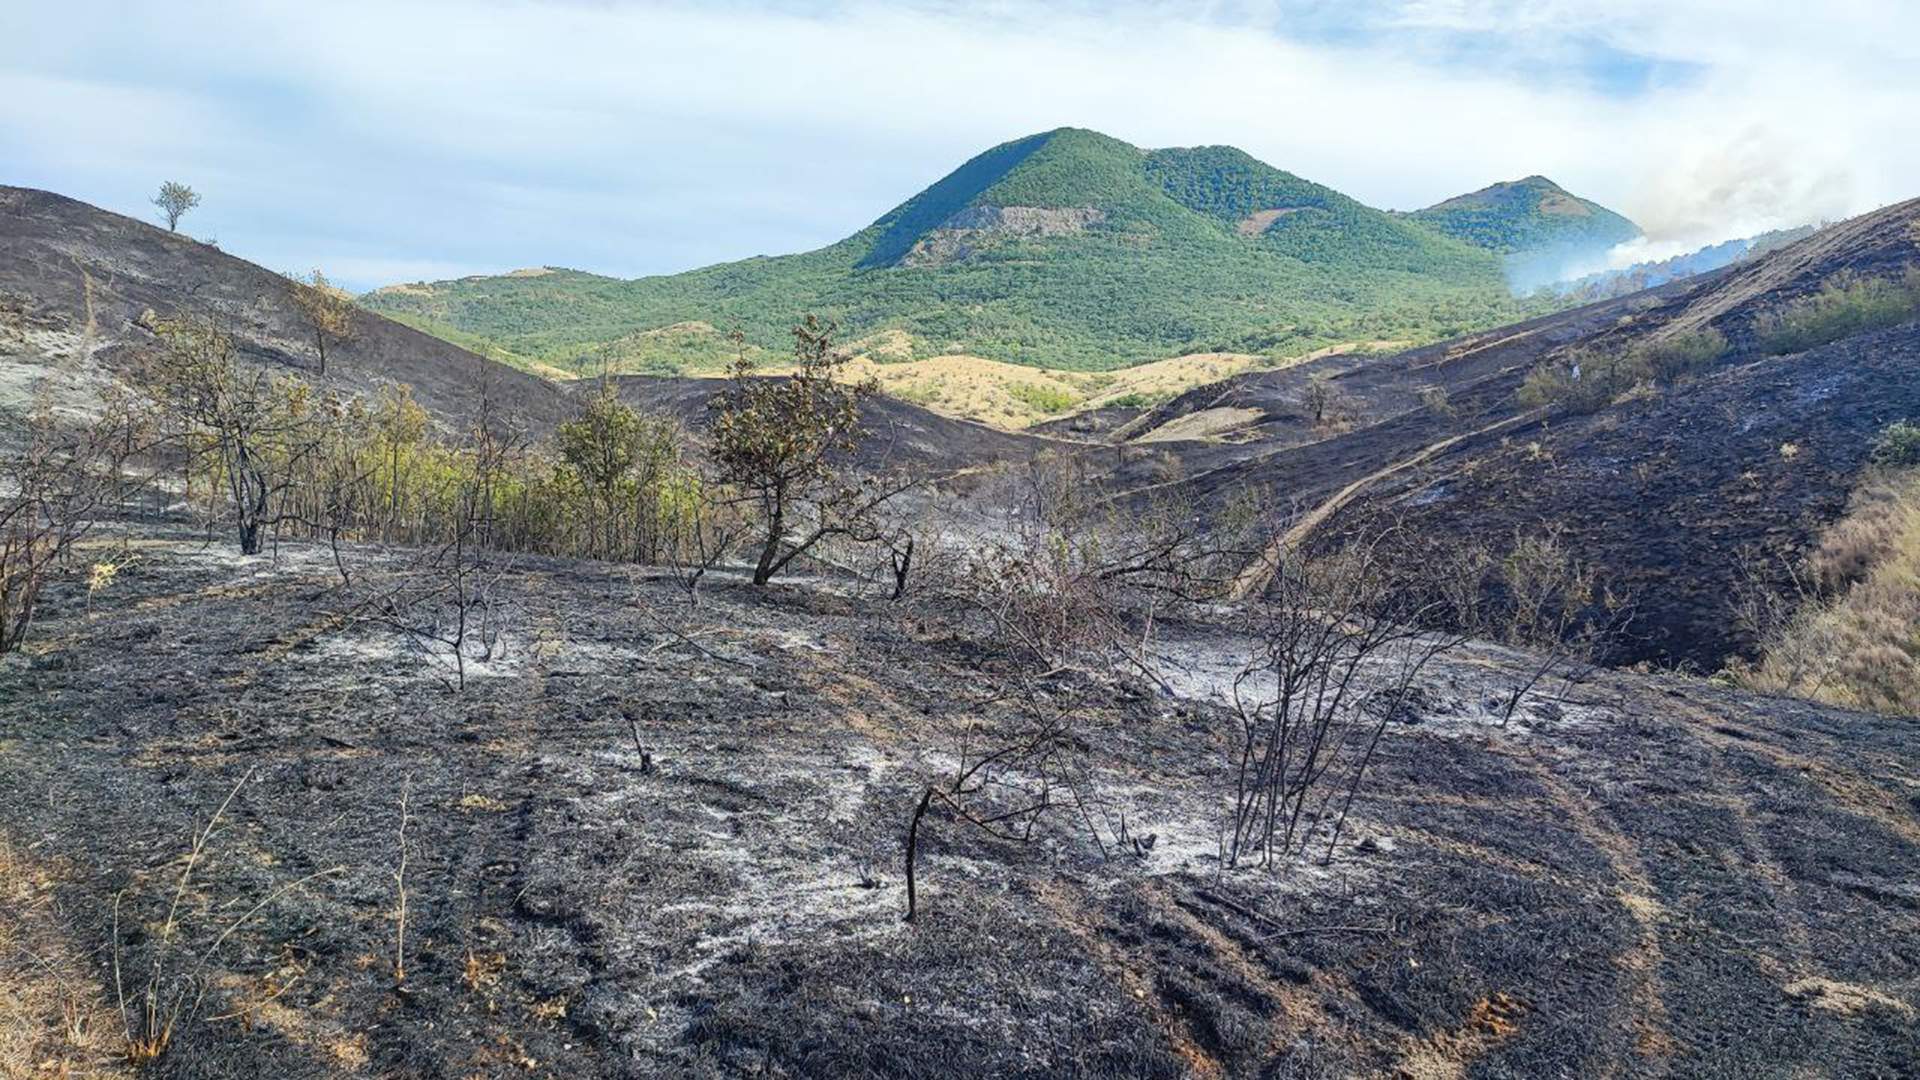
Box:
[0,529,1916,1077]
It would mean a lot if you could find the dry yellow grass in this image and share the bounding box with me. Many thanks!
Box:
[367,282,433,298]
[532,317,1407,429]
[839,351,1265,428]
[520,357,579,382]
[0,838,129,1079]
[1131,406,1266,443]
[521,316,1410,429]
[753,340,1398,430]
[1736,468,1920,713]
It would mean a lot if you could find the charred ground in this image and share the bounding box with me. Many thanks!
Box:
[3,184,1919,1080]
[0,536,1915,1077]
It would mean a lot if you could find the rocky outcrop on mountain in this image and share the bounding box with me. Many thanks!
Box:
[900,205,1106,266]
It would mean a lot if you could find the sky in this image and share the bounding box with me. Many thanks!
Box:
[3,1,1916,291]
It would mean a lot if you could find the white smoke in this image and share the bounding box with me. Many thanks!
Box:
[1611,125,1857,266]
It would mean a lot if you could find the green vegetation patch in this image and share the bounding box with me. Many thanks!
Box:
[1006,381,1079,414]
[1756,269,1920,355]
[1519,327,1729,415]
[363,128,1561,376]
[1409,176,1640,256]
[1872,420,1920,469]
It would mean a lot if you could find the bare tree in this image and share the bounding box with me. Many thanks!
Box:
[887,530,915,600]
[1224,533,1462,869]
[666,489,747,606]
[145,314,320,554]
[286,270,355,376]
[1303,374,1334,427]
[0,393,152,653]
[1483,527,1631,724]
[902,678,1106,922]
[933,455,1260,674]
[290,393,382,587]
[356,396,520,691]
[152,181,200,232]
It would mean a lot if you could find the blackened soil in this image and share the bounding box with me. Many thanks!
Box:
[1,537,1915,1077]
[1332,319,1920,669]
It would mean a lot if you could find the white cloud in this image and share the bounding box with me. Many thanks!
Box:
[2,1,1915,290]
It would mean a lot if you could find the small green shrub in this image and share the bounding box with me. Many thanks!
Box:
[1518,346,1648,414]
[1105,391,1169,410]
[1755,269,1920,355]
[1007,382,1079,414]
[1872,420,1920,468]
[890,384,941,407]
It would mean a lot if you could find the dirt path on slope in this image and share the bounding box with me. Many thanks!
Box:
[1228,408,1546,599]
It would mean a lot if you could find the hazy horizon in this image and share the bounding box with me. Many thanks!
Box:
[5,1,1913,291]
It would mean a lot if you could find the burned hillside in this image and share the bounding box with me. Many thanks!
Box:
[1,180,1918,1080]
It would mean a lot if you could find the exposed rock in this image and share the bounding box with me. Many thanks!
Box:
[901,205,1105,267]
[1236,207,1304,236]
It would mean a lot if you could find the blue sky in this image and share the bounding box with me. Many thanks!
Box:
[3,1,1914,291]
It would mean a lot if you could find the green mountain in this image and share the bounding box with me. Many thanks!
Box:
[1407,175,1642,256]
[365,129,1568,374]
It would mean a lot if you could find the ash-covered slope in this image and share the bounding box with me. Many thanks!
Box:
[0,185,571,436]
[1130,196,1920,669]
[1,537,1913,1078]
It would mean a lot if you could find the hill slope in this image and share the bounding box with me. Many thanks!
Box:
[363,128,1552,373]
[1098,196,1920,669]
[0,185,1056,476]
[0,185,571,436]
[1410,175,1640,255]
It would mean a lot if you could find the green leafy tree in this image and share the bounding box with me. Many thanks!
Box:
[556,383,689,561]
[709,317,902,585]
[152,181,200,232]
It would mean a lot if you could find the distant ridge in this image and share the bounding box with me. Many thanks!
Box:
[1547,225,1821,302]
[364,128,1601,374]
[1409,175,1641,254]
[1407,175,1642,291]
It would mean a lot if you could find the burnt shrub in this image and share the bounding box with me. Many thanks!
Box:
[1870,419,1920,469]
[1637,327,1729,384]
